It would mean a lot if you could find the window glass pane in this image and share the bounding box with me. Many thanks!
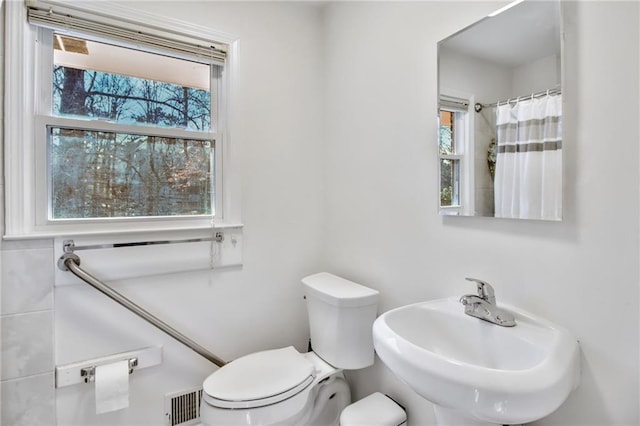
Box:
[439,110,454,155]
[53,35,211,131]
[440,158,460,207]
[50,127,213,219]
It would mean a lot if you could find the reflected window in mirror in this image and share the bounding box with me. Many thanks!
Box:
[439,96,472,216]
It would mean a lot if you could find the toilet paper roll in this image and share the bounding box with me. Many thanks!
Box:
[95,360,130,414]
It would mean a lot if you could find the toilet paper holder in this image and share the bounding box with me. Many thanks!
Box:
[80,358,138,383]
[55,345,162,388]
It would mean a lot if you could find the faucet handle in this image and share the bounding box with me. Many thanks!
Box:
[465,277,496,305]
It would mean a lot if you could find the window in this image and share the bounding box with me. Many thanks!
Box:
[5,1,237,237]
[438,96,472,215]
[46,36,215,220]
[439,109,460,208]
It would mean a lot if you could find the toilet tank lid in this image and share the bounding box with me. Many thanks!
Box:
[302,272,379,307]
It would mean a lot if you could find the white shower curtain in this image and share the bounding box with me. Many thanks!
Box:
[494,94,562,220]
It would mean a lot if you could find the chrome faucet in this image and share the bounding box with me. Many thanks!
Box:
[459,278,516,327]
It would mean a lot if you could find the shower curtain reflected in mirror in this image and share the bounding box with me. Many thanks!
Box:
[494,94,562,220]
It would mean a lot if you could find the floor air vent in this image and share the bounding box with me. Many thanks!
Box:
[165,387,203,426]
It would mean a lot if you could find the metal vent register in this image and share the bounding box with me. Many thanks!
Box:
[165,388,203,426]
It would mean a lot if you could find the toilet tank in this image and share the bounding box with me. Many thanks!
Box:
[302,272,379,370]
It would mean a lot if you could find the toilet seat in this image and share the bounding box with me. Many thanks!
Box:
[203,346,315,409]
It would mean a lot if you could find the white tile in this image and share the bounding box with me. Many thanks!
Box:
[2,248,54,315]
[1,311,54,380]
[1,239,54,251]
[1,373,56,426]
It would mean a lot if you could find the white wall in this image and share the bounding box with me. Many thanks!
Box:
[323,2,639,426]
[2,1,639,426]
[439,47,513,106]
[512,53,561,96]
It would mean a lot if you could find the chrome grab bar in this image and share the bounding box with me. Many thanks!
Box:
[58,253,227,368]
[62,235,225,253]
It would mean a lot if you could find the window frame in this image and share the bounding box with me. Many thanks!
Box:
[438,93,475,216]
[4,1,240,238]
[37,28,220,226]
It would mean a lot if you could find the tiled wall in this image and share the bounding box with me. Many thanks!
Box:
[1,3,56,423]
[1,240,56,425]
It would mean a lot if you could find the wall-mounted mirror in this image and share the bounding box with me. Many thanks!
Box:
[437,0,562,220]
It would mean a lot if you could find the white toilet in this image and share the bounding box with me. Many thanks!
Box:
[200,272,380,426]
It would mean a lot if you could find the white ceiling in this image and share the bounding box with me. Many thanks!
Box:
[440,0,561,68]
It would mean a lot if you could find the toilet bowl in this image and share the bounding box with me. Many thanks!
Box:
[201,348,350,425]
[200,272,379,426]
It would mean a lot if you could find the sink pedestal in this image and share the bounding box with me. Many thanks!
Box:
[433,406,499,426]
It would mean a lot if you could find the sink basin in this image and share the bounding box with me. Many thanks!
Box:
[372,297,580,425]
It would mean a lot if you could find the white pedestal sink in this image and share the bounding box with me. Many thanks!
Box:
[372,297,580,426]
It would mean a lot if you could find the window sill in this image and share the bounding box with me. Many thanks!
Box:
[3,221,243,241]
